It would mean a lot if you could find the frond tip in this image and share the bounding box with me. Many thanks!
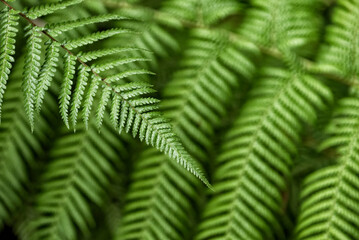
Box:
[107,81,211,187]
[0,0,211,187]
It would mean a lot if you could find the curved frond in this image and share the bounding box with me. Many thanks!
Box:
[239,0,323,55]
[113,6,181,65]
[24,0,84,19]
[195,65,332,240]
[116,149,199,240]
[162,28,259,159]
[316,0,359,80]
[46,13,127,36]
[0,59,56,228]
[24,118,127,240]
[295,97,359,240]
[0,2,207,183]
[116,26,258,240]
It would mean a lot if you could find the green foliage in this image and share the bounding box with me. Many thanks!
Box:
[295,97,359,240]
[0,7,18,118]
[0,57,56,229]
[24,118,128,240]
[0,0,208,190]
[196,64,332,240]
[1,0,359,240]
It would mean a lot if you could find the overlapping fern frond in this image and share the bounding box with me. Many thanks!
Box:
[23,117,128,240]
[3,0,359,239]
[194,1,330,238]
[315,0,359,81]
[115,7,259,240]
[0,58,57,228]
[161,0,241,26]
[195,64,332,240]
[239,0,322,56]
[294,1,359,239]
[294,97,359,240]
[0,7,18,118]
[162,28,258,159]
[115,148,199,240]
[0,0,208,185]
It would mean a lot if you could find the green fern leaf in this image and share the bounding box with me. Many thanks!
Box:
[239,0,322,56]
[22,25,42,130]
[70,64,89,128]
[35,41,60,113]
[46,13,127,36]
[116,24,258,240]
[25,119,128,240]
[116,148,199,240]
[105,69,153,83]
[24,0,84,19]
[82,74,100,129]
[162,28,258,159]
[195,65,332,240]
[92,57,150,73]
[78,47,147,63]
[295,97,359,240]
[315,0,359,80]
[115,6,181,66]
[96,86,111,129]
[0,7,18,119]
[63,28,132,50]
[59,53,76,128]
[0,58,56,228]
[162,0,241,26]
[108,81,209,185]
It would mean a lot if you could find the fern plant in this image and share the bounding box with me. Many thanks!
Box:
[1,0,359,240]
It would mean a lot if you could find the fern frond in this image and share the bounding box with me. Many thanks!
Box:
[0,7,18,119]
[162,0,241,26]
[46,13,127,35]
[162,28,258,159]
[239,0,322,55]
[0,58,56,228]
[78,47,147,62]
[35,41,60,113]
[59,53,76,128]
[294,4,359,237]
[114,6,181,65]
[22,25,42,130]
[63,28,132,50]
[116,148,199,240]
[107,81,209,185]
[24,118,127,240]
[294,97,359,240]
[24,0,84,19]
[195,65,332,240]
[92,57,150,73]
[82,74,100,129]
[70,65,89,128]
[116,26,258,240]
[316,0,359,79]
[105,69,153,82]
